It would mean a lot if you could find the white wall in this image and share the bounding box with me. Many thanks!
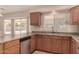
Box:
[3,11,27,19]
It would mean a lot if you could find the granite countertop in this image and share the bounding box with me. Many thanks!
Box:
[32,31,79,42]
[0,31,79,43]
[0,34,31,43]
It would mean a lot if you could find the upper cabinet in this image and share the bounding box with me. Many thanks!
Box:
[30,12,41,26]
[70,6,79,24]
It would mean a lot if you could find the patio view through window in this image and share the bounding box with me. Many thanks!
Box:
[4,19,27,37]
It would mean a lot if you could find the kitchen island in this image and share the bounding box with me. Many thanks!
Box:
[0,34,31,54]
[30,32,79,54]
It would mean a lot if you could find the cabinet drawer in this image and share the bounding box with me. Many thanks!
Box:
[4,39,20,49]
[4,44,20,54]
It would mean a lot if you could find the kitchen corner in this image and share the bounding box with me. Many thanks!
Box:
[0,33,31,54]
[1,5,79,54]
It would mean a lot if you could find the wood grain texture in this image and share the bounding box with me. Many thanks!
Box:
[4,44,20,54]
[4,39,20,54]
[70,6,79,24]
[0,43,3,54]
[30,35,37,53]
[4,39,20,49]
[30,12,41,26]
[30,35,77,54]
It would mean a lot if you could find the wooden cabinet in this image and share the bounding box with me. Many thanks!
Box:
[36,35,43,50]
[4,39,20,49]
[75,41,79,54]
[70,39,76,54]
[30,35,37,53]
[0,40,20,54]
[42,35,52,52]
[70,6,79,24]
[30,12,41,26]
[36,35,52,52]
[4,44,20,54]
[0,43,3,54]
[51,36,62,53]
[30,35,76,54]
[61,37,71,53]
[4,39,20,54]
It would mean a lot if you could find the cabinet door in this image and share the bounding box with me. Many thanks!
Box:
[70,38,76,54]
[0,43,3,54]
[30,12,41,26]
[4,39,20,54]
[5,39,20,49]
[4,44,20,54]
[51,36,62,53]
[30,35,36,52]
[61,38,70,54]
[75,41,79,54]
[42,35,52,52]
[36,35,43,50]
[70,6,79,24]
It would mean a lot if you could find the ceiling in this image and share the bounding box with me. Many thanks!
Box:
[0,5,76,14]
[29,5,76,12]
[0,5,37,14]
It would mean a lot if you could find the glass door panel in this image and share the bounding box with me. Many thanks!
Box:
[4,20,11,38]
[14,19,21,37]
[20,19,27,37]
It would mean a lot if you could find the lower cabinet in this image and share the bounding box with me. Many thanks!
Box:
[0,43,3,54]
[0,39,20,54]
[61,37,71,53]
[30,35,37,53]
[36,38,43,50]
[30,35,76,54]
[70,39,76,53]
[4,44,20,54]
[42,35,52,52]
[4,39,20,54]
[75,41,79,54]
[50,36,62,53]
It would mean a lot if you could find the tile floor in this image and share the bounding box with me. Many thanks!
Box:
[33,51,51,54]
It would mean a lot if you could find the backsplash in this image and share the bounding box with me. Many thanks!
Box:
[31,12,54,32]
[31,11,79,33]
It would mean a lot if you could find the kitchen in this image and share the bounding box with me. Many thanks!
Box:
[0,5,79,54]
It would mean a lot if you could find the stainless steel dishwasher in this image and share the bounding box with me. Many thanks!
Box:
[20,36,31,54]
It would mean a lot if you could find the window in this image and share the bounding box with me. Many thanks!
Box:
[4,18,28,38]
[4,20,11,37]
[14,19,21,36]
[20,19,27,35]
